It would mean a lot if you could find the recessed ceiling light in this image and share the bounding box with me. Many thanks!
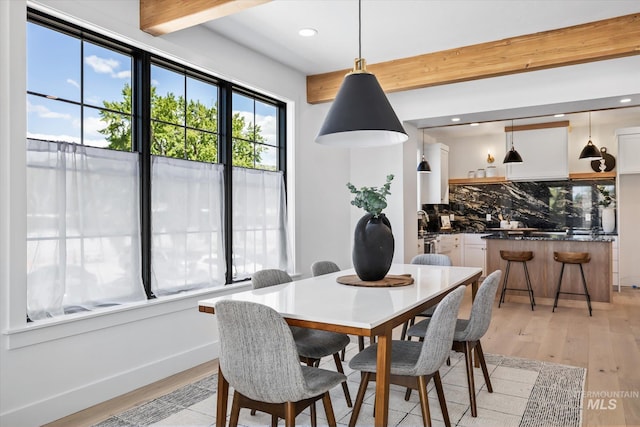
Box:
[620,98,631,103]
[298,28,318,37]
[554,114,565,118]
[451,117,460,122]
[470,123,479,126]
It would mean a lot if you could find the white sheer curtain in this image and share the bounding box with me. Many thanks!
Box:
[232,167,291,279]
[151,156,226,295]
[26,139,146,321]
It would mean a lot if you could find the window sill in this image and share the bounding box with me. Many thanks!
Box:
[3,282,252,349]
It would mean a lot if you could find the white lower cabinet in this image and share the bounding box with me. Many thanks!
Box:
[463,234,489,276]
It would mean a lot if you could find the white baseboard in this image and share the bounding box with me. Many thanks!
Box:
[0,342,219,427]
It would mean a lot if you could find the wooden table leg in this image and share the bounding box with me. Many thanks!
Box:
[374,327,392,427]
[216,366,229,427]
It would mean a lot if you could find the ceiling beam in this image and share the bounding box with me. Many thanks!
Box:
[307,13,640,104]
[140,0,271,36]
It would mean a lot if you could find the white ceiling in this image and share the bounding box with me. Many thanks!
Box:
[199,0,640,135]
[202,0,640,75]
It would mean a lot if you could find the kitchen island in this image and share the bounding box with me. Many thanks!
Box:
[483,233,613,303]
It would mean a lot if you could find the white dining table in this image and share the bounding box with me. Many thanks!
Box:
[198,263,482,427]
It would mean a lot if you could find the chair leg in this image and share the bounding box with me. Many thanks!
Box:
[579,264,593,316]
[322,391,338,427]
[310,401,316,427]
[341,347,346,361]
[271,414,278,427]
[475,341,492,393]
[499,261,511,307]
[229,392,241,427]
[434,371,451,427]
[463,341,478,417]
[553,263,565,312]
[416,375,432,427]
[401,320,409,340]
[522,261,535,310]
[348,372,371,427]
[285,401,296,427]
[358,336,365,351]
[332,352,353,407]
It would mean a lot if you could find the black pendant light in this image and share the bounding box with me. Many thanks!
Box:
[503,120,523,163]
[315,0,408,147]
[579,112,602,160]
[417,129,431,173]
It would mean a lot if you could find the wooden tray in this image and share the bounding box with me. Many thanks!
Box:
[336,274,414,287]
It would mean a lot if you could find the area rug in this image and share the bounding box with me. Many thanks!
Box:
[94,351,585,427]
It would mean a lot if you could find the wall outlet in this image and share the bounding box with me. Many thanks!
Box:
[585,213,591,221]
[449,213,455,221]
[486,213,492,221]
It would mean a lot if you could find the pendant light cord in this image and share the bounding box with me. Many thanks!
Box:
[588,112,592,139]
[511,119,515,149]
[358,0,362,60]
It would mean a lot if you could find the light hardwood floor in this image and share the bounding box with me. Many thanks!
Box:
[45,287,640,427]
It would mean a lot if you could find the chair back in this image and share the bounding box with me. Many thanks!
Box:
[215,300,309,403]
[410,254,452,266]
[457,269,502,341]
[251,269,292,289]
[311,261,340,277]
[413,286,465,375]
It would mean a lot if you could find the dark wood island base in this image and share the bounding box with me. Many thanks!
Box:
[485,237,612,304]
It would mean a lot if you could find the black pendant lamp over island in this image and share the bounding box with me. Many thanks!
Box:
[417,129,431,173]
[315,0,408,147]
[503,120,523,164]
[579,112,602,160]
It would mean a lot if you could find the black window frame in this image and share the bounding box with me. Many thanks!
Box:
[26,9,287,300]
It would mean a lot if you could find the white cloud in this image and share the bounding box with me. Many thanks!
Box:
[67,78,80,89]
[27,101,73,120]
[27,132,79,144]
[85,55,130,79]
[115,70,131,79]
[84,116,107,138]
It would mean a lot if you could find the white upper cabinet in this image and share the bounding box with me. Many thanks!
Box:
[505,126,569,181]
[419,143,449,204]
[617,127,640,174]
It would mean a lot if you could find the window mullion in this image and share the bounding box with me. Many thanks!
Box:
[220,82,233,284]
[136,52,153,297]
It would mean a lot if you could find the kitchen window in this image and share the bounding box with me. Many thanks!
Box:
[25,10,289,320]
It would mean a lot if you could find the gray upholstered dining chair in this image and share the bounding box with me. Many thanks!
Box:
[310,260,340,277]
[399,253,453,340]
[406,269,502,417]
[347,286,466,427]
[215,299,346,427]
[251,269,353,412]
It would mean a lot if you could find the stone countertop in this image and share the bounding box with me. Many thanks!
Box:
[482,233,615,242]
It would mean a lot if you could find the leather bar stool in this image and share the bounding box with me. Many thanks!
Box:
[553,251,593,316]
[498,250,536,310]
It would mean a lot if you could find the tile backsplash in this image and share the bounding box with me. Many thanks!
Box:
[427,179,616,233]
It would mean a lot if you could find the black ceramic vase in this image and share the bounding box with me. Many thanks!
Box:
[352,213,394,281]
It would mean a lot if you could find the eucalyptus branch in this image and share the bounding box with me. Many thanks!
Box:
[347,174,394,218]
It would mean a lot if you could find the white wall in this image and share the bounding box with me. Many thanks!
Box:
[2,1,640,425]
[437,116,639,179]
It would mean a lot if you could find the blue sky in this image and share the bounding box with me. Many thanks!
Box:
[27,21,278,164]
